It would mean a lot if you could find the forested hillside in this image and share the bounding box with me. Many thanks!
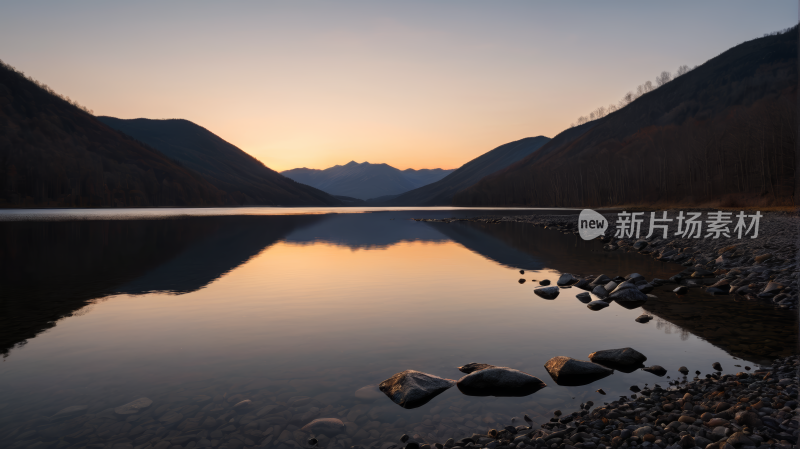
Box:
[0,60,233,207]
[388,136,550,206]
[98,117,341,206]
[454,27,797,208]
[0,61,341,208]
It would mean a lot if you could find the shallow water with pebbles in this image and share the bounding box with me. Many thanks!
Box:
[0,209,795,449]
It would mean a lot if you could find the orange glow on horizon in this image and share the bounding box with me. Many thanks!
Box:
[1,2,794,172]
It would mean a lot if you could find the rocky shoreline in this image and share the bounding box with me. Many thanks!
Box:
[415,355,798,449]
[413,211,799,310]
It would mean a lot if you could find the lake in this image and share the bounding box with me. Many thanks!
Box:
[0,208,796,449]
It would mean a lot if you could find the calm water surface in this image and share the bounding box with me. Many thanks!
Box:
[0,208,796,448]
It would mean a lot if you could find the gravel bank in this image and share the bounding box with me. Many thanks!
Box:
[419,355,798,449]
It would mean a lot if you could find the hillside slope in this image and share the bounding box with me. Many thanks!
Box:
[387,136,551,206]
[0,61,227,207]
[98,117,341,206]
[281,161,454,200]
[455,27,797,207]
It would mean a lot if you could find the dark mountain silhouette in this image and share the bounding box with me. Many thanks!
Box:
[281,161,454,200]
[454,27,798,207]
[97,117,341,206]
[386,136,550,206]
[0,60,229,207]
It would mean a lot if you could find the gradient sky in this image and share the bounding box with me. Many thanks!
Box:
[0,1,796,172]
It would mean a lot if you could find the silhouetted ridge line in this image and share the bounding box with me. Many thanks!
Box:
[386,136,551,206]
[97,117,341,206]
[454,28,798,208]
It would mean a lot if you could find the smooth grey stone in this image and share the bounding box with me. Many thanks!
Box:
[457,366,546,397]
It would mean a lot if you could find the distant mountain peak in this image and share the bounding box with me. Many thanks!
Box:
[282,161,455,200]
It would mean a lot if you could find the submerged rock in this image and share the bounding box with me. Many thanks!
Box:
[379,370,456,409]
[114,397,153,415]
[635,314,653,323]
[458,363,496,374]
[534,287,560,299]
[355,384,384,400]
[642,365,667,376]
[302,418,346,433]
[233,399,253,410]
[51,405,88,421]
[457,366,547,397]
[544,356,614,386]
[539,279,551,286]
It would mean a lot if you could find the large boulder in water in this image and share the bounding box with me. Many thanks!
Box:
[379,370,455,409]
[458,363,495,374]
[588,348,647,373]
[544,356,614,386]
[457,366,547,397]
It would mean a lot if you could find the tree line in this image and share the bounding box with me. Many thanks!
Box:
[570,65,693,127]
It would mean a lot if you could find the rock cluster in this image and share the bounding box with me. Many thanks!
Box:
[415,212,798,310]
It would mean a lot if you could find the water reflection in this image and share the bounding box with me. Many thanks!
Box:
[0,215,326,356]
[0,210,795,449]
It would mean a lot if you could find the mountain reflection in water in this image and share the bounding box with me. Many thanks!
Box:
[1,211,795,366]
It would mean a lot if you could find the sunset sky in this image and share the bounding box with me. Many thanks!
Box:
[0,1,795,172]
